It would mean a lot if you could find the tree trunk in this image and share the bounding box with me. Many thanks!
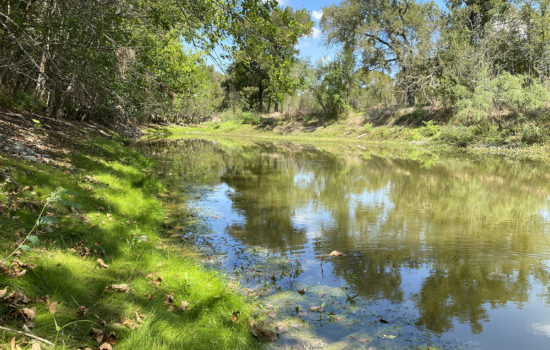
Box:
[35,0,50,102]
[274,101,279,113]
[406,87,415,107]
[258,80,264,113]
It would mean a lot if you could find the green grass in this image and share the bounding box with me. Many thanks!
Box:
[0,135,258,349]
[144,117,550,162]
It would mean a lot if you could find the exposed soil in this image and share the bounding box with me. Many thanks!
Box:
[0,110,141,170]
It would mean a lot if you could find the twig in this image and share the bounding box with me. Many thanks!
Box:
[355,133,368,139]
[0,325,55,347]
[1,188,61,263]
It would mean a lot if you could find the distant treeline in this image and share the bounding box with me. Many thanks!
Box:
[1,0,549,125]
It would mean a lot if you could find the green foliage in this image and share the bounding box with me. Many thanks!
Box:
[436,126,476,147]
[227,7,313,113]
[314,51,355,118]
[518,121,544,144]
[0,134,257,349]
[239,112,260,125]
[0,0,279,122]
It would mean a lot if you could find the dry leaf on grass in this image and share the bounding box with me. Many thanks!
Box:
[105,284,130,293]
[49,301,58,315]
[98,343,112,350]
[77,305,88,317]
[122,318,137,330]
[3,290,30,306]
[164,293,174,304]
[96,259,109,269]
[90,327,104,343]
[231,311,240,324]
[10,337,21,350]
[18,307,36,321]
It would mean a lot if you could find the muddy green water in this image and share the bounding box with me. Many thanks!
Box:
[144,137,550,349]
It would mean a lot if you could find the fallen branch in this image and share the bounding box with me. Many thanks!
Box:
[356,133,368,139]
[0,325,55,347]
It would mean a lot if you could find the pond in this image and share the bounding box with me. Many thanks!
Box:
[143,137,550,349]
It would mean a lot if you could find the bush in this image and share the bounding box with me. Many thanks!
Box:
[239,111,260,125]
[420,120,440,137]
[518,121,543,145]
[436,126,475,147]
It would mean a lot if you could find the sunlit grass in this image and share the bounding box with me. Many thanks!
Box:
[0,136,257,349]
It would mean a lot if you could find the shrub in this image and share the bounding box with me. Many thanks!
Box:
[436,126,475,147]
[518,121,543,145]
[239,111,260,125]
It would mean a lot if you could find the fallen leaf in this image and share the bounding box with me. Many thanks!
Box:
[379,317,389,324]
[4,290,30,305]
[10,337,21,350]
[105,284,130,293]
[96,259,109,269]
[13,269,26,277]
[98,343,112,350]
[77,305,88,317]
[19,307,36,321]
[329,250,343,257]
[379,334,396,339]
[0,286,7,298]
[250,321,277,342]
[106,331,117,344]
[134,310,143,324]
[49,301,58,315]
[89,327,104,343]
[297,288,306,295]
[309,306,325,313]
[122,318,137,330]
[180,301,192,312]
[350,336,369,343]
[31,341,41,350]
[164,293,174,304]
[231,310,240,324]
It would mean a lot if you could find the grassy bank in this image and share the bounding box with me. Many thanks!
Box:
[0,120,258,349]
[146,115,550,162]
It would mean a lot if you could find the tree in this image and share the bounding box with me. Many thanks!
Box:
[228,6,313,112]
[321,0,441,106]
[0,0,280,121]
[313,50,355,117]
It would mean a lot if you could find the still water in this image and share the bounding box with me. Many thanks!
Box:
[144,137,550,349]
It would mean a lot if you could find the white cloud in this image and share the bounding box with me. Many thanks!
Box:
[277,0,289,5]
[532,323,550,338]
[310,27,321,39]
[311,10,323,21]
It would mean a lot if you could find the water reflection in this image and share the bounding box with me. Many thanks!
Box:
[143,137,550,348]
